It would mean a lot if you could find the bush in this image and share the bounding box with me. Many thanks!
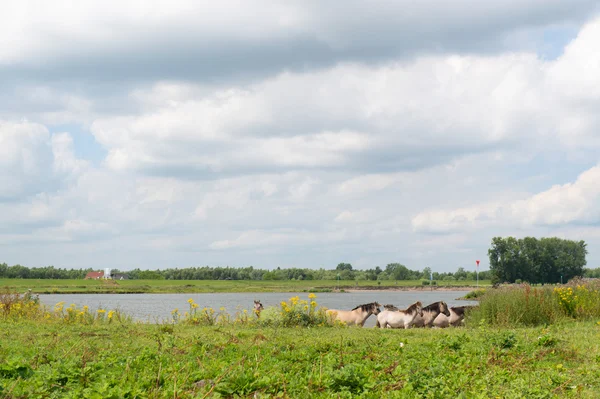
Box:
[422,280,430,286]
[468,281,600,327]
[463,289,486,300]
[468,285,562,327]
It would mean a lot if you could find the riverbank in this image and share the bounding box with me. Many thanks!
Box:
[0,278,491,294]
[345,285,478,293]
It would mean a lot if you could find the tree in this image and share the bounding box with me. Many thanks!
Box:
[421,267,432,280]
[488,236,587,284]
[385,263,411,280]
[336,263,353,271]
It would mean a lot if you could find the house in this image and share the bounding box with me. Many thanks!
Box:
[85,270,129,280]
[84,271,105,280]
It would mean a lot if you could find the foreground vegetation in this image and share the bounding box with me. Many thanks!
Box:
[2,280,600,398]
[1,318,599,397]
[0,278,490,294]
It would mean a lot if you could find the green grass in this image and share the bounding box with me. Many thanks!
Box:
[1,320,599,398]
[0,279,491,294]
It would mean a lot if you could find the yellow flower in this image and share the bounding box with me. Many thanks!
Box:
[308,293,317,299]
[187,298,194,304]
[191,303,199,309]
[107,310,115,319]
[97,309,106,314]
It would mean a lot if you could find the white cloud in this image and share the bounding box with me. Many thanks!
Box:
[0,120,87,200]
[4,9,600,272]
[413,165,600,233]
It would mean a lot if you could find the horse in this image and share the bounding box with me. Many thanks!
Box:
[253,300,264,318]
[383,304,400,311]
[412,301,451,328]
[326,302,381,326]
[376,301,423,329]
[432,305,475,328]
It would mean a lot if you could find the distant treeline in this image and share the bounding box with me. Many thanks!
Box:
[0,262,495,281]
[2,259,598,282]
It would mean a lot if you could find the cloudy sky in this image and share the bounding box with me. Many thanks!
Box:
[2,1,600,272]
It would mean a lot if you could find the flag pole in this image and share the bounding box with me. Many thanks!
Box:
[476,260,480,288]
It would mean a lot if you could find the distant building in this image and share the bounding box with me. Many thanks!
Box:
[84,271,105,280]
[84,271,129,280]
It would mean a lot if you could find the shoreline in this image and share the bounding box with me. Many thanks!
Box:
[343,286,479,293]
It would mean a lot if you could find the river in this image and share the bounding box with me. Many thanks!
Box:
[38,290,477,327]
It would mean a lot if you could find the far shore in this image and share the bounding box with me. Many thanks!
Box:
[344,285,481,293]
[1,278,489,294]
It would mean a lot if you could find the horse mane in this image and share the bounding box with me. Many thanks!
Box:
[384,304,399,311]
[352,302,380,312]
[422,301,448,312]
[422,301,442,312]
[404,301,422,313]
[450,305,476,316]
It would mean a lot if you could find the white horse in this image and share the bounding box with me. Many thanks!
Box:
[433,305,474,328]
[376,301,423,329]
[412,301,451,328]
[326,302,381,326]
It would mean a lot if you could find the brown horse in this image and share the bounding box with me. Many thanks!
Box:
[412,301,451,328]
[326,302,382,326]
[433,305,475,327]
[253,300,264,318]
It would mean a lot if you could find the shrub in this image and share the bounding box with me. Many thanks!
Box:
[468,285,562,327]
[0,290,44,321]
[469,281,600,327]
[463,289,486,300]
[422,280,430,286]
[277,294,330,327]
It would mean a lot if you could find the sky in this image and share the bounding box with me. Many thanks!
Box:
[2,1,600,273]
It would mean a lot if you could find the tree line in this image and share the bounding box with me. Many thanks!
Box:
[0,262,492,281]
[3,235,597,284]
[488,236,589,284]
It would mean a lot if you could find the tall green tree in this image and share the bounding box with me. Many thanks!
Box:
[488,236,587,284]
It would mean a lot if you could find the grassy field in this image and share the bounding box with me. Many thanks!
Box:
[2,285,600,397]
[1,319,599,398]
[0,279,491,294]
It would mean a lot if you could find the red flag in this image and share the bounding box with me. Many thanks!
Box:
[476,260,480,268]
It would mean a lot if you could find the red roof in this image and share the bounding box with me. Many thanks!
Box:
[85,271,105,279]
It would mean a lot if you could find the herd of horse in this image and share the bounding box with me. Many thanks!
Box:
[253,299,473,328]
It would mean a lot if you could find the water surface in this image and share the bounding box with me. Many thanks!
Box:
[39,291,477,327]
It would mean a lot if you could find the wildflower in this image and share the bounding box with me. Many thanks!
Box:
[107,310,115,319]
[187,298,194,304]
[308,293,317,299]
[399,342,405,348]
[97,309,106,314]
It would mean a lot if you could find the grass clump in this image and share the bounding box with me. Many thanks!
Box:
[469,280,600,327]
[462,288,486,299]
[178,293,331,328]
